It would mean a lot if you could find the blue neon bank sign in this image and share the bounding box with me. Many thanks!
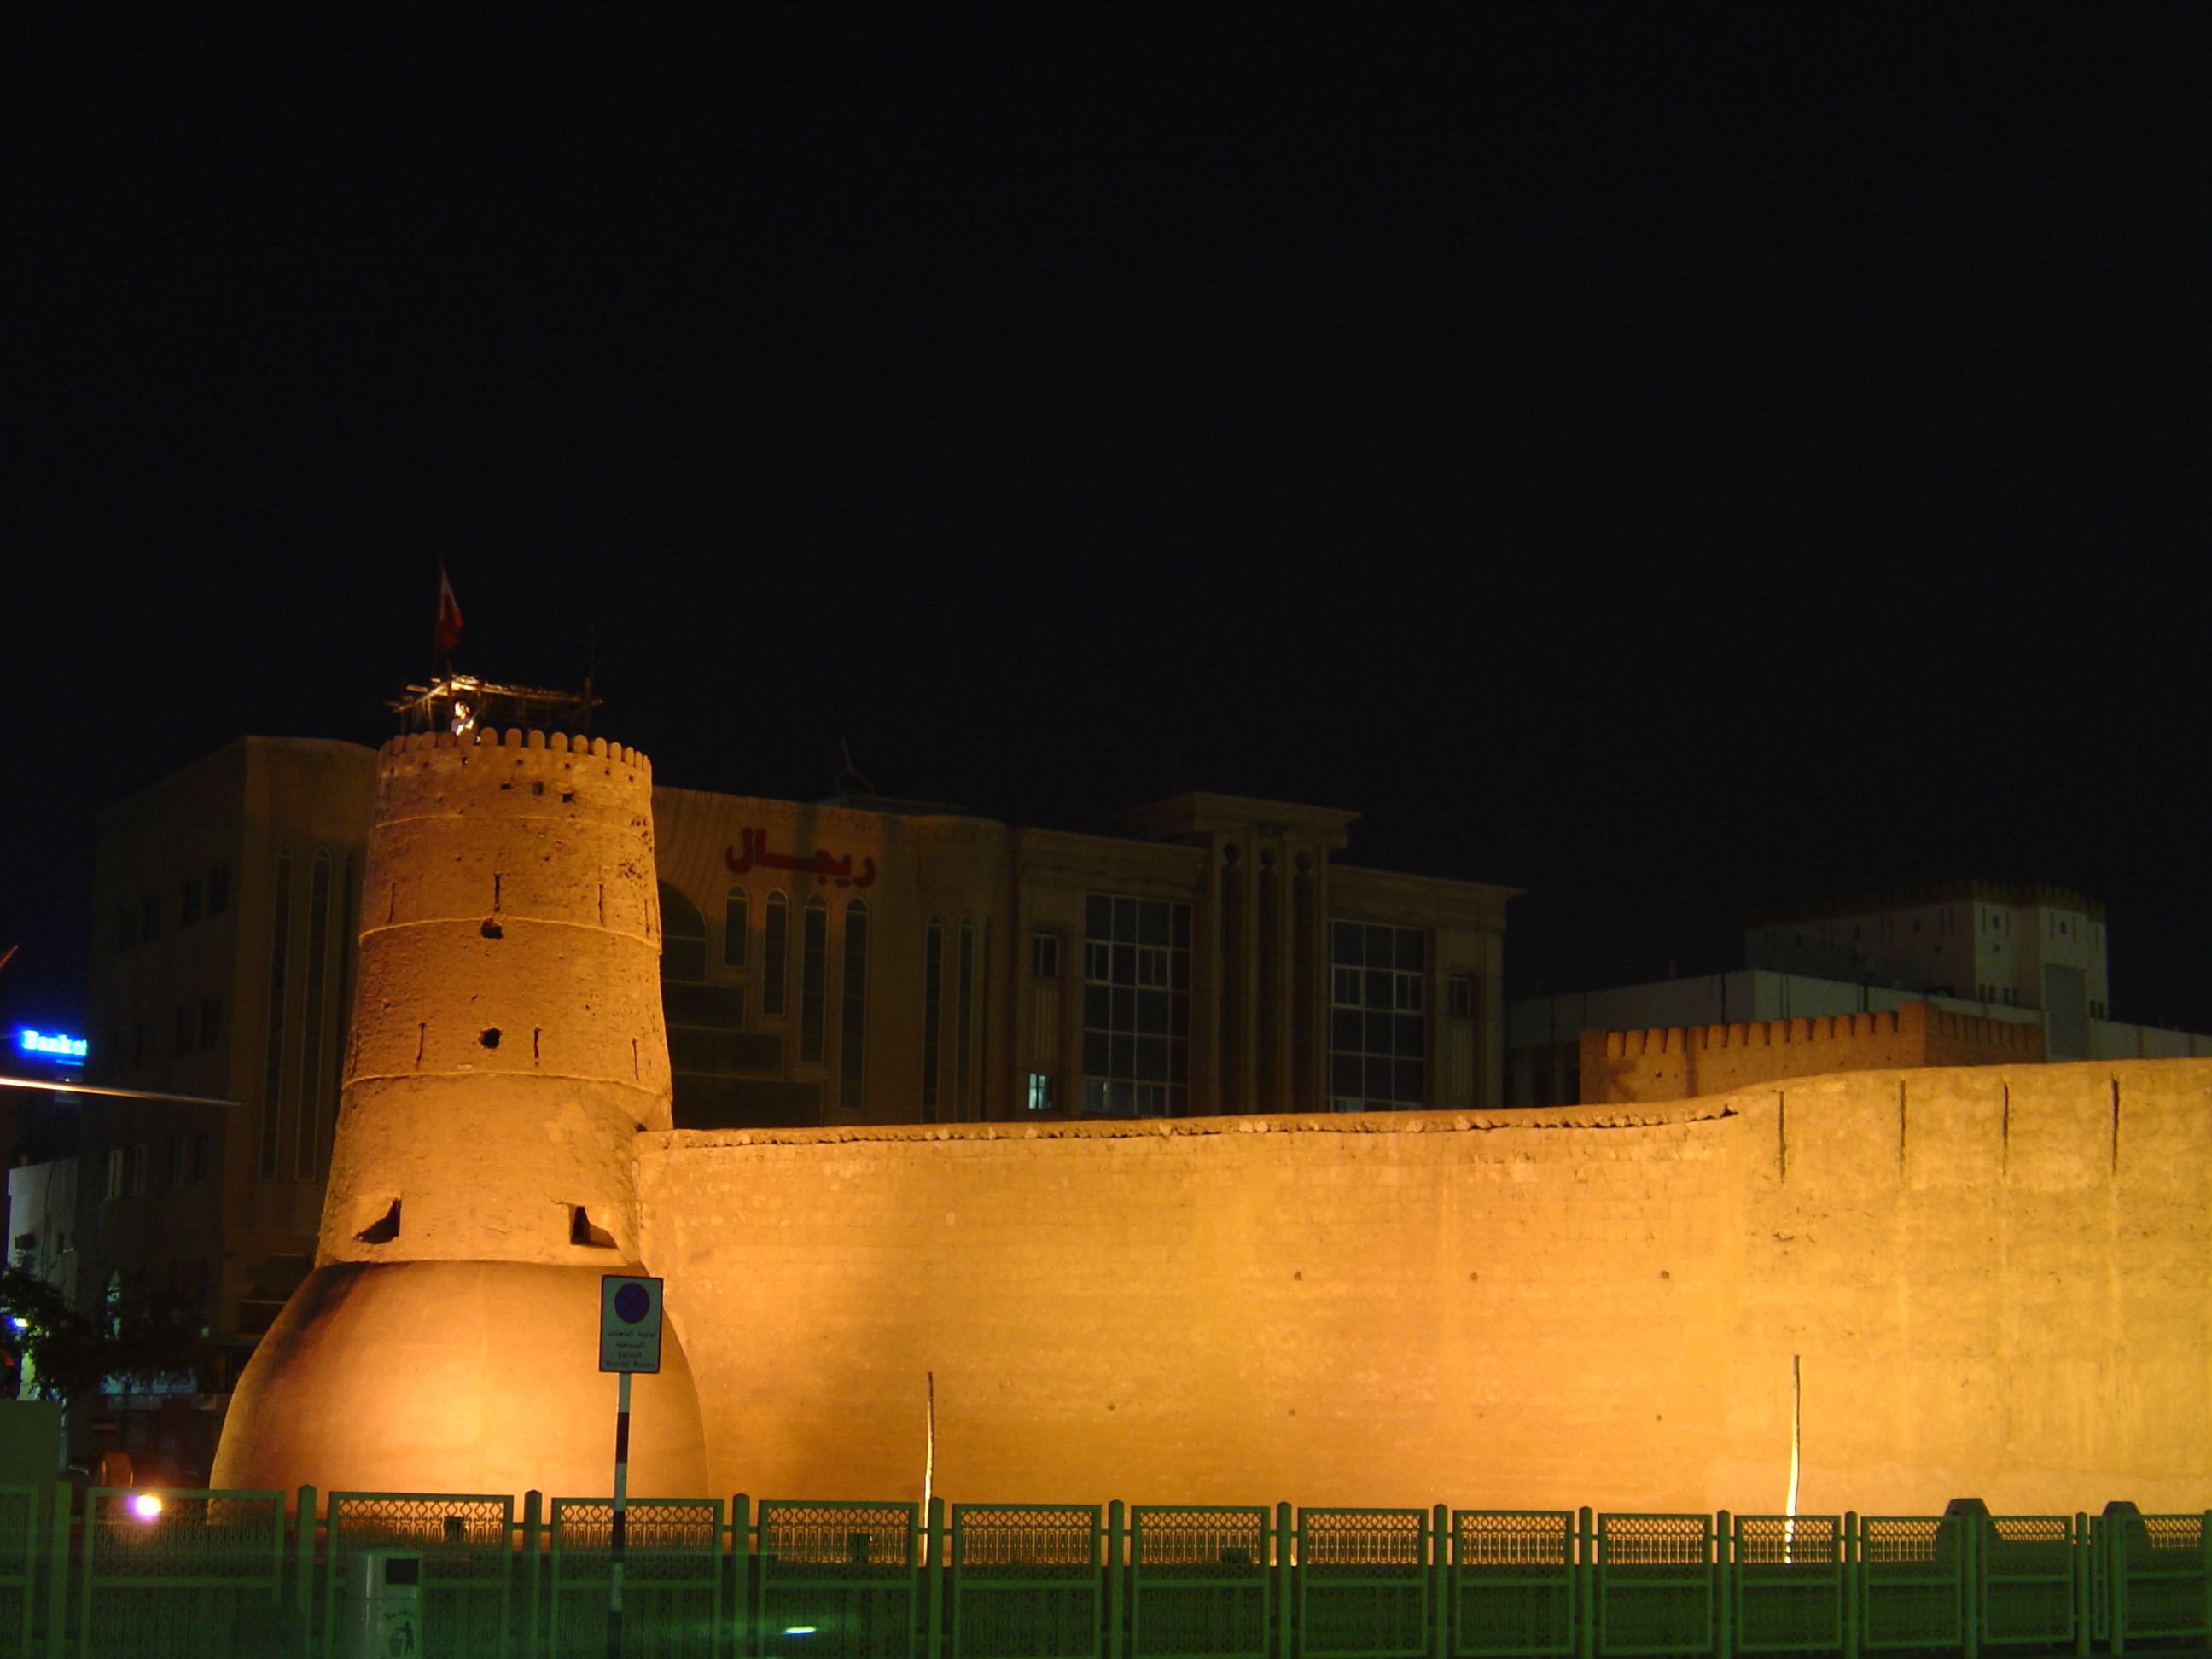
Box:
[15,1028,87,1066]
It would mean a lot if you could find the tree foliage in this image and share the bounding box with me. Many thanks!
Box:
[0,1267,201,1405]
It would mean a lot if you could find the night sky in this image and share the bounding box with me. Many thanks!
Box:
[9,12,2209,1041]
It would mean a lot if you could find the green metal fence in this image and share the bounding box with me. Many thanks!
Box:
[1128,1505,1272,1659]
[0,1487,39,1659]
[1449,1510,1577,1659]
[754,1499,918,1659]
[0,1482,2205,1656]
[80,1487,288,1659]
[949,1502,1103,1659]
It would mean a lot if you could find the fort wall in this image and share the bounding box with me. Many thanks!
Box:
[1581,1001,2044,1103]
[638,1056,2212,1516]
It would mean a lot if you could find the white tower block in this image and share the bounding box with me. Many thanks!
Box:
[214,728,707,1499]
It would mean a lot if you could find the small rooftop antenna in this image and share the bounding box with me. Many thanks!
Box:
[834,739,878,801]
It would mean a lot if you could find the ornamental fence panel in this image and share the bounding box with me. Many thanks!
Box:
[324,1491,514,1659]
[1858,1516,1964,1650]
[2102,1506,2209,1652]
[1731,1513,1843,1654]
[1597,1513,1712,1656]
[948,1502,1103,1659]
[1126,1505,1272,1659]
[1976,1515,2078,1649]
[753,1499,919,1659]
[1449,1510,1578,1659]
[79,1487,288,1659]
[547,1497,723,1659]
[1294,1506,1430,1659]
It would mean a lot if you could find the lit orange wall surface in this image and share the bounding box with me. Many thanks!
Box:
[638,1057,2212,1516]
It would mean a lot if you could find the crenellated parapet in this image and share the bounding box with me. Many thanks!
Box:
[1581,999,2045,1103]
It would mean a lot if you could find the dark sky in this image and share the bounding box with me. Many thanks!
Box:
[9,11,2210,1038]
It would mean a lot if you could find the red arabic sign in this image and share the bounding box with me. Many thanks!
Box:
[725,828,876,889]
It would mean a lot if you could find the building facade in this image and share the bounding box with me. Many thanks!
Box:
[52,736,1514,1473]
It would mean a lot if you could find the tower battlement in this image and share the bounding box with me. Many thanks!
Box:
[1581,1000,2044,1103]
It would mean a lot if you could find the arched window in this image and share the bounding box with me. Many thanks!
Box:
[722,888,749,969]
[762,891,789,1015]
[800,896,829,1063]
[839,900,869,1110]
[659,882,707,981]
[923,916,944,1119]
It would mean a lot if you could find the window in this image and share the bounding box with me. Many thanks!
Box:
[1328,920,1426,1109]
[838,901,869,1109]
[1027,1072,1056,1112]
[761,892,789,1016]
[104,1149,125,1201]
[659,882,707,981]
[141,894,161,940]
[1080,894,1190,1118]
[922,917,944,1119]
[1031,930,1060,980]
[955,917,976,1115]
[799,896,828,1064]
[180,876,201,925]
[207,863,230,914]
[189,1131,210,1183]
[168,1135,187,1187]
[299,848,334,1180]
[127,1144,149,1196]
[1447,973,1473,1020]
[261,848,294,1179]
[174,1008,195,1057]
[722,888,749,969]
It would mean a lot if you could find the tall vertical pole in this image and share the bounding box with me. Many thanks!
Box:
[608,1368,631,1659]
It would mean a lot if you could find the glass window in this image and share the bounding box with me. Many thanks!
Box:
[261,848,293,1179]
[923,917,944,1119]
[1027,1072,1056,1111]
[838,901,869,1109]
[1328,920,1426,1109]
[1031,930,1060,980]
[128,1144,149,1196]
[955,917,976,1117]
[722,888,749,969]
[1447,973,1472,1020]
[105,1150,125,1201]
[659,882,707,981]
[762,892,789,1016]
[299,848,334,1180]
[1080,894,1190,1118]
[800,896,828,1064]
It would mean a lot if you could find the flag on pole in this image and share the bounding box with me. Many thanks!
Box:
[435,562,465,660]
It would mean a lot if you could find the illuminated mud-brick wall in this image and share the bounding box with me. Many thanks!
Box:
[637,1056,2212,1515]
[1583,1002,2046,1104]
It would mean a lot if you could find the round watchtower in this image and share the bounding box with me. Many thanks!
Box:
[212,728,708,1499]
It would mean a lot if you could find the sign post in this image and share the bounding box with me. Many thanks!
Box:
[599,1275,663,1659]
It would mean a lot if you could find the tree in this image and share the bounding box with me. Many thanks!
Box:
[0,1267,202,1406]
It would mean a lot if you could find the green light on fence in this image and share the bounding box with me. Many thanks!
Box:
[783,1627,817,1636]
